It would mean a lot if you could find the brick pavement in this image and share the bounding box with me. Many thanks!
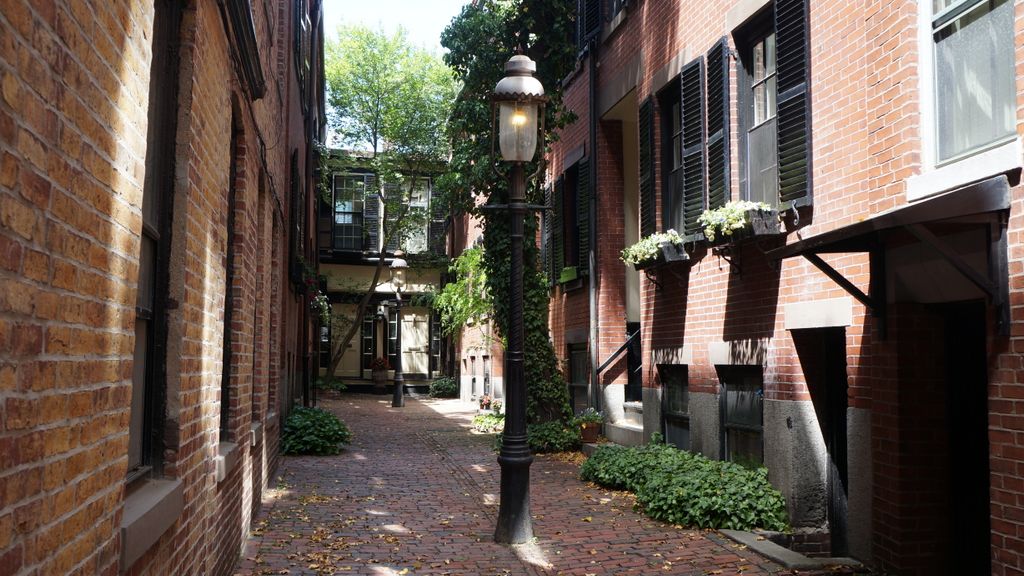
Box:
[234,394,853,576]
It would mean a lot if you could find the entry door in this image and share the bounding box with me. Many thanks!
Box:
[821,329,849,557]
[943,301,990,575]
[625,322,642,402]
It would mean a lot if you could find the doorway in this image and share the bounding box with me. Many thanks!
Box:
[796,328,848,555]
[941,301,990,574]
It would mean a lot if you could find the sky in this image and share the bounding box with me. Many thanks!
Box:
[322,0,471,54]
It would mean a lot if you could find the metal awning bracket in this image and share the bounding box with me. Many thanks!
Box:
[803,252,876,311]
[905,223,997,298]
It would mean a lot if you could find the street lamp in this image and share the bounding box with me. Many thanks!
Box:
[491,53,546,545]
[390,251,408,408]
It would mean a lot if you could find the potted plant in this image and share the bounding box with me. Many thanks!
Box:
[574,407,604,443]
[478,394,492,411]
[370,356,390,394]
[620,229,687,270]
[697,200,780,245]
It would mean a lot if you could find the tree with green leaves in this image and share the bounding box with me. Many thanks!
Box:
[323,24,457,377]
[440,1,579,423]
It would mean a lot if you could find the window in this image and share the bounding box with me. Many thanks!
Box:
[429,313,441,375]
[294,0,311,104]
[741,29,778,205]
[659,364,690,450]
[129,0,181,481]
[638,97,656,237]
[720,366,764,467]
[405,178,430,254]
[220,117,242,438]
[568,344,589,412]
[361,313,375,371]
[387,304,398,369]
[658,40,730,238]
[319,325,331,369]
[737,0,812,208]
[547,159,590,284]
[332,173,366,251]
[932,0,1014,164]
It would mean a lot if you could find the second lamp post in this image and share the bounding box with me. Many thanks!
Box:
[391,252,408,408]
[491,53,546,545]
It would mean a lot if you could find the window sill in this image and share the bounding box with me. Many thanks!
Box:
[215,441,240,483]
[601,8,628,42]
[120,478,184,571]
[907,138,1021,202]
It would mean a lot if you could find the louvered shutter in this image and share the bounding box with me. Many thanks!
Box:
[317,174,334,251]
[578,0,602,48]
[706,39,730,211]
[775,0,812,206]
[679,58,706,237]
[543,186,553,285]
[363,174,379,252]
[576,158,590,274]
[638,97,655,237]
[383,181,401,252]
[428,188,446,256]
[553,176,565,275]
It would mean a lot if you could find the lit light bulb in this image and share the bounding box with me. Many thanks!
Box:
[510,111,527,126]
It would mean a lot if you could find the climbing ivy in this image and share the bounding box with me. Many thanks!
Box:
[441,0,578,423]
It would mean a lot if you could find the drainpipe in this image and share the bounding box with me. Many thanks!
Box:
[587,37,600,414]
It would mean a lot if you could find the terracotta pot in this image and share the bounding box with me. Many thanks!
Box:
[580,422,600,443]
[372,370,387,393]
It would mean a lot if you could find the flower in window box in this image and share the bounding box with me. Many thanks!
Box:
[620,229,687,270]
[697,201,779,244]
[370,357,390,371]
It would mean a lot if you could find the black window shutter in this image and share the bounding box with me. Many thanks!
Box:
[638,97,655,237]
[578,0,602,48]
[706,38,730,211]
[553,176,565,276]
[363,174,379,252]
[679,58,706,237]
[317,175,333,252]
[543,186,553,286]
[775,0,812,206]
[576,158,590,274]
[428,187,446,255]
[383,181,401,252]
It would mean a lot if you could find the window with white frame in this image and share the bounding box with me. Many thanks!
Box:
[931,0,1014,164]
[332,174,366,251]
[405,177,430,254]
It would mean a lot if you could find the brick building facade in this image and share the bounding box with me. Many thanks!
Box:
[447,210,505,404]
[544,0,1023,573]
[0,0,324,573]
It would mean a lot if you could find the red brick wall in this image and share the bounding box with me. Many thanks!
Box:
[0,0,306,574]
[547,0,1024,573]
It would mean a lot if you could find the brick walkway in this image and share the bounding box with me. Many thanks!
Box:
[235,394,848,576]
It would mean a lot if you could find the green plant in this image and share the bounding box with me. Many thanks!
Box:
[472,412,505,433]
[620,230,683,266]
[442,1,577,425]
[493,421,582,453]
[281,407,352,456]
[490,399,502,413]
[580,440,788,532]
[314,376,347,394]
[697,200,772,242]
[429,376,459,398]
[573,407,603,425]
[311,292,331,325]
[558,266,578,283]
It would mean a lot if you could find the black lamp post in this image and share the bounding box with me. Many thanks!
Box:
[491,53,546,545]
[390,252,408,408]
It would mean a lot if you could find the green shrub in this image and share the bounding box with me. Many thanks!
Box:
[580,440,788,532]
[492,421,582,453]
[429,376,459,398]
[281,406,352,455]
[314,376,347,394]
[472,412,504,433]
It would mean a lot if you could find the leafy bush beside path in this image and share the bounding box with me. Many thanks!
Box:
[580,439,788,532]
